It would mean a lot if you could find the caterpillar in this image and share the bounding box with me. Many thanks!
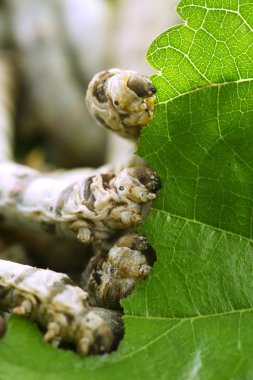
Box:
[86,68,156,140]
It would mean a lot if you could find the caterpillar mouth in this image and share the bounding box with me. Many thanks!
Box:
[146,96,155,113]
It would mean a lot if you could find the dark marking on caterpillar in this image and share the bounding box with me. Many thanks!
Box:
[92,71,114,103]
[45,278,79,303]
[61,276,78,287]
[83,177,93,200]
[56,184,74,216]
[101,173,114,190]
[92,272,102,286]
[14,267,37,286]
[82,177,95,210]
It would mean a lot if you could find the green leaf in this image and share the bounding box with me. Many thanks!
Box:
[1,0,253,378]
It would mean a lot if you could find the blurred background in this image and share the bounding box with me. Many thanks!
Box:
[0,0,180,274]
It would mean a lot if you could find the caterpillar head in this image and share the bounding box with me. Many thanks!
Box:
[111,166,161,203]
[86,69,156,140]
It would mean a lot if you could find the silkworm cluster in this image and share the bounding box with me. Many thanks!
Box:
[0,68,159,355]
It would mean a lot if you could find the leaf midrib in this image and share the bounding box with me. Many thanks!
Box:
[120,307,251,362]
[125,306,253,321]
[150,77,253,107]
[150,208,253,245]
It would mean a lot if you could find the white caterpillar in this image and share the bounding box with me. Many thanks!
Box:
[86,68,156,140]
[0,162,159,244]
[0,260,114,355]
[81,233,155,310]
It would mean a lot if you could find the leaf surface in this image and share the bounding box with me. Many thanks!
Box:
[1,1,253,379]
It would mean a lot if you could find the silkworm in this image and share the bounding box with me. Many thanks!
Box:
[0,162,160,243]
[86,68,156,140]
[0,259,114,355]
[81,233,156,309]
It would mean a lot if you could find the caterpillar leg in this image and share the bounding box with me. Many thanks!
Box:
[0,260,117,355]
[81,233,156,309]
